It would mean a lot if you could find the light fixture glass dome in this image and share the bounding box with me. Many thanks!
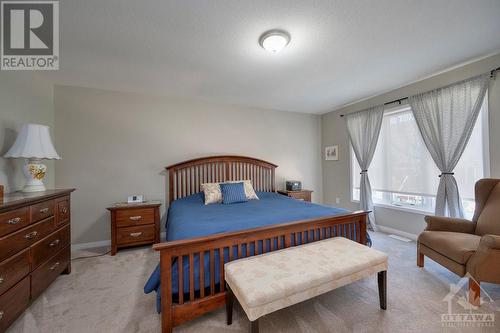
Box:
[260,30,290,53]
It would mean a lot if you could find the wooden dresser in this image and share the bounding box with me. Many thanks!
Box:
[107,202,161,255]
[0,189,74,332]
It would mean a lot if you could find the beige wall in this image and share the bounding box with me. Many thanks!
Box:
[321,53,500,237]
[0,73,55,193]
[54,85,323,245]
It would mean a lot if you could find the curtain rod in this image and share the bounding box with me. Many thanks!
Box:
[339,66,500,117]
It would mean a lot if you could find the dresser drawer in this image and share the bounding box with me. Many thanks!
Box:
[0,217,55,262]
[31,246,70,300]
[31,225,70,269]
[31,200,55,223]
[116,225,155,245]
[289,192,311,201]
[0,276,30,333]
[0,249,30,296]
[55,197,70,228]
[0,207,30,237]
[116,208,155,227]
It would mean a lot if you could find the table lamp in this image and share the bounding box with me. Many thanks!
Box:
[3,124,61,192]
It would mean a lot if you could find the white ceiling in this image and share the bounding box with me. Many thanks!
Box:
[42,0,500,114]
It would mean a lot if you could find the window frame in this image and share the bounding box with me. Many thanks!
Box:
[349,100,490,216]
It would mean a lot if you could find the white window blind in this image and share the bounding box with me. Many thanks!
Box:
[351,96,488,218]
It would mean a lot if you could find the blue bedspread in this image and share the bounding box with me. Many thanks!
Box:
[144,191,350,312]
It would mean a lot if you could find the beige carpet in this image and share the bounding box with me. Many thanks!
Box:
[7,232,500,333]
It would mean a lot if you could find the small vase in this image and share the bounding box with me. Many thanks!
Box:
[22,158,47,192]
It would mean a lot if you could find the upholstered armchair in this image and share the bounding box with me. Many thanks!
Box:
[417,178,500,305]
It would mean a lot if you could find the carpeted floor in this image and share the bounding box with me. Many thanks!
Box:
[7,232,500,333]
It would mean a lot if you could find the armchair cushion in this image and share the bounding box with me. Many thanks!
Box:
[475,181,500,236]
[418,231,481,264]
[424,216,475,234]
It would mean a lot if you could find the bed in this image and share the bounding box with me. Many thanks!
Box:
[147,156,368,333]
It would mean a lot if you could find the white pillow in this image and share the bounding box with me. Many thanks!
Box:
[201,180,259,205]
[230,180,259,200]
[201,182,222,205]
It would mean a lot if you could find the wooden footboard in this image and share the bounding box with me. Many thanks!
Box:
[153,211,368,333]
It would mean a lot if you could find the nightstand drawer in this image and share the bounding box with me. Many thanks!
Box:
[116,208,155,227]
[116,225,155,245]
[289,192,310,201]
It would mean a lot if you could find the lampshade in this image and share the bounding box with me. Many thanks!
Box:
[4,124,61,160]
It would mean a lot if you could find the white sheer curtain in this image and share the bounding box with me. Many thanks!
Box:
[409,74,489,218]
[345,105,384,230]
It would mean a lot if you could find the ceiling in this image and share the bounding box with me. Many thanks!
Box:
[42,0,500,114]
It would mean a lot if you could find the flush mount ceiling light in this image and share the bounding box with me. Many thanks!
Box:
[259,30,290,53]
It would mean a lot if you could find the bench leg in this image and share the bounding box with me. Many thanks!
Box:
[251,319,259,333]
[226,284,234,325]
[378,270,387,310]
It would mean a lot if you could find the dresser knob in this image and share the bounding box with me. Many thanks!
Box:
[49,239,60,247]
[49,262,60,270]
[7,217,21,225]
[40,208,49,214]
[130,232,143,237]
[129,216,142,221]
[0,276,4,284]
[24,231,38,240]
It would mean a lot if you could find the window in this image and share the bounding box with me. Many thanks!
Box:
[351,97,488,219]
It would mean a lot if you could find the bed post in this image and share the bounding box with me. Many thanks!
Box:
[360,214,367,245]
[160,252,173,333]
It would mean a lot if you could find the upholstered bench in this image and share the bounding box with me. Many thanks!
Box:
[225,237,388,332]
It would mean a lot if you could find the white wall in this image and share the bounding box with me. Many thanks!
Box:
[0,73,55,193]
[321,53,500,238]
[54,85,323,244]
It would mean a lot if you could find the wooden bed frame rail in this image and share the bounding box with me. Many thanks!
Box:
[153,211,368,333]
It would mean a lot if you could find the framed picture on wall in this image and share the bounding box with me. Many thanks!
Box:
[325,145,339,161]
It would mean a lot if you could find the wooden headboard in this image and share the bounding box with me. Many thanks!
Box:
[166,155,277,204]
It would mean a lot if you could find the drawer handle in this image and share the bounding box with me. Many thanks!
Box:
[0,276,4,284]
[61,207,68,214]
[129,216,142,221]
[49,239,60,247]
[0,311,3,320]
[25,231,38,240]
[7,217,21,225]
[49,262,60,270]
[129,232,143,237]
[40,208,49,214]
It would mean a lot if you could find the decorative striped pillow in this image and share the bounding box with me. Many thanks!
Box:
[220,182,248,204]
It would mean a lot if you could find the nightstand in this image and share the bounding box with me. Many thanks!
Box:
[106,201,161,255]
[277,189,313,202]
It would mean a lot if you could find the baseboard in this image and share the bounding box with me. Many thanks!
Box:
[71,240,111,251]
[377,225,418,241]
[71,232,167,251]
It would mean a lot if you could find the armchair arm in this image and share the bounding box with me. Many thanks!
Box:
[479,234,500,250]
[466,234,500,283]
[424,215,475,233]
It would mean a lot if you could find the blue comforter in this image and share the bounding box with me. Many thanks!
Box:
[144,191,350,312]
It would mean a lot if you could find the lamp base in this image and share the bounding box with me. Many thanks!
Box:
[22,159,47,193]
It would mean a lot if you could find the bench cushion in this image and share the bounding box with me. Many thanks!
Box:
[225,237,388,321]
